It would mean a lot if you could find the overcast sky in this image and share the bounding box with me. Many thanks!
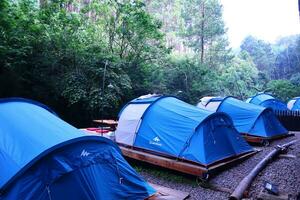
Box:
[220,0,300,48]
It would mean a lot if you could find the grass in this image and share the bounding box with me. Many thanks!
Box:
[129,159,198,186]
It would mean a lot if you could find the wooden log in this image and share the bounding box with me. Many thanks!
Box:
[229,140,298,200]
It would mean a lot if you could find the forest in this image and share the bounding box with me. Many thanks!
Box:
[1,0,300,126]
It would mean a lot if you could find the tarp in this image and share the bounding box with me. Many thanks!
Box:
[287,97,300,111]
[198,97,288,138]
[0,98,155,199]
[246,93,288,111]
[116,95,253,166]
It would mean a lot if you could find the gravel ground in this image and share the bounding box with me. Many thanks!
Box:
[134,132,300,200]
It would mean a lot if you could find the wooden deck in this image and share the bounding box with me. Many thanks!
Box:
[119,145,258,178]
[243,132,295,145]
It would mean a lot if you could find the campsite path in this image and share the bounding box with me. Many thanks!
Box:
[134,132,300,200]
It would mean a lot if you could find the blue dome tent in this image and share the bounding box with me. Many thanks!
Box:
[287,97,300,111]
[0,98,155,200]
[246,93,288,111]
[197,97,288,143]
[116,95,253,167]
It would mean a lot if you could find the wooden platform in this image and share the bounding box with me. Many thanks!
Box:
[147,183,190,200]
[119,145,258,178]
[243,133,295,146]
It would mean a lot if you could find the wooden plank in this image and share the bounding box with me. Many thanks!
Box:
[147,183,190,200]
[207,150,258,171]
[243,135,264,144]
[243,133,295,144]
[120,146,207,176]
[93,119,118,125]
[120,146,258,177]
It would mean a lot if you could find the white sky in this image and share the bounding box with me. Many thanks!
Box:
[221,0,300,48]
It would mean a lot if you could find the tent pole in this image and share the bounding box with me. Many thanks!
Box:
[100,61,108,135]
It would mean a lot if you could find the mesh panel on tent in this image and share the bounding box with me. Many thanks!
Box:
[287,97,300,111]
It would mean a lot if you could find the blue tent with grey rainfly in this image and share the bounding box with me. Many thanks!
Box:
[0,98,155,200]
[246,93,288,111]
[287,97,300,111]
[115,94,254,174]
[197,96,289,145]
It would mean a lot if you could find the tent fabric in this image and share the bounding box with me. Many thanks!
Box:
[197,97,222,112]
[0,97,58,115]
[197,97,288,138]
[116,95,253,166]
[0,98,155,199]
[3,141,155,200]
[287,97,300,110]
[246,93,288,111]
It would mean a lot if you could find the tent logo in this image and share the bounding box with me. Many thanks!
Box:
[153,137,160,142]
[150,136,162,146]
[80,149,91,157]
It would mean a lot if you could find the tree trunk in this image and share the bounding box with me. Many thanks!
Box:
[39,0,47,8]
[200,1,205,63]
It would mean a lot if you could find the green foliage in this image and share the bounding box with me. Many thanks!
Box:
[290,73,300,86]
[266,80,299,102]
[160,56,218,103]
[131,161,196,185]
[219,52,260,99]
[1,0,300,127]
[0,0,167,125]
[240,36,276,77]
[273,35,300,79]
[240,35,300,80]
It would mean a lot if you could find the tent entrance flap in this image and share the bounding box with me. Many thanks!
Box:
[116,103,151,146]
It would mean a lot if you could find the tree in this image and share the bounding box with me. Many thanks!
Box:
[0,0,168,125]
[240,36,276,78]
[266,80,299,102]
[162,56,218,103]
[181,0,228,65]
[273,35,300,79]
[219,52,260,99]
